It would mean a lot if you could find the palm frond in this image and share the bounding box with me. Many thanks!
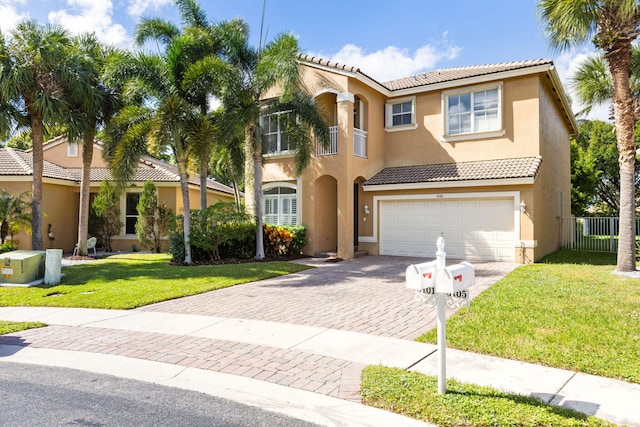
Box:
[135,17,180,47]
[537,0,599,51]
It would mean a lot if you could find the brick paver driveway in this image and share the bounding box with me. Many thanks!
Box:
[140,256,518,340]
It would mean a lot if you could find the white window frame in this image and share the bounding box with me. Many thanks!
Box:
[261,110,293,156]
[121,191,141,235]
[385,96,417,132]
[441,82,505,142]
[262,182,299,226]
[67,141,78,157]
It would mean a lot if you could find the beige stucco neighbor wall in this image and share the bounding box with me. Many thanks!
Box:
[0,180,33,250]
[532,77,573,261]
[2,180,80,253]
[43,140,109,168]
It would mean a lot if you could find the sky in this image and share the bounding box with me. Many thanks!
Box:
[0,0,608,120]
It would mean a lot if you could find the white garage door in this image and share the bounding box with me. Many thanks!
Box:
[379,197,515,261]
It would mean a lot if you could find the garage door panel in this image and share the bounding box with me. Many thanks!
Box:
[380,197,515,261]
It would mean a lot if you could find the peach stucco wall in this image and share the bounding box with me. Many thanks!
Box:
[261,63,573,262]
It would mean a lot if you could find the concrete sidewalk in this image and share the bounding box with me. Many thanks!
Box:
[1,256,638,426]
[1,307,638,426]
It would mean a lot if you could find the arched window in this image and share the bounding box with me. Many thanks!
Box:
[263,186,297,225]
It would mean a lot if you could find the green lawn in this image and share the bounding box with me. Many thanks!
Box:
[0,320,45,335]
[416,249,640,384]
[361,366,614,427]
[0,253,310,309]
[360,250,634,426]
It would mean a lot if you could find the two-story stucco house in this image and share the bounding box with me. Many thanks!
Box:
[0,137,236,253]
[260,57,577,263]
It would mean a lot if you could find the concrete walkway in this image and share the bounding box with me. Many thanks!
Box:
[1,256,638,426]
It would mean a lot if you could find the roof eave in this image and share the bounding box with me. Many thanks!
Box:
[363,177,536,192]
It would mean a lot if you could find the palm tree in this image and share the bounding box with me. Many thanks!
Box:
[104,26,229,264]
[0,21,77,250]
[0,189,32,245]
[572,46,640,117]
[538,0,640,272]
[219,27,330,259]
[137,0,233,210]
[67,34,121,256]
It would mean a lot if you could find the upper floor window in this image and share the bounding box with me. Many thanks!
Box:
[385,96,417,132]
[67,141,78,157]
[442,83,504,141]
[263,186,297,226]
[261,111,292,155]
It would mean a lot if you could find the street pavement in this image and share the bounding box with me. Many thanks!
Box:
[1,256,638,426]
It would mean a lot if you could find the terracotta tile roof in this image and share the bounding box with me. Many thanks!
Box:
[299,55,553,92]
[0,148,235,195]
[0,148,74,180]
[363,156,542,187]
[383,60,553,91]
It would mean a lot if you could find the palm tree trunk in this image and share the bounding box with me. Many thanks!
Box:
[233,180,241,212]
[199,160,208,210]
[244,125,255,216]
[254,147,265,260]
[244,123,264,259]
[176,157,192,265]
[608,51,637,272]
[30,115,44,251]
[77,133,94,256]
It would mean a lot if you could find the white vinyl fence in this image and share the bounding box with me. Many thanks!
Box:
[561,217,640,252]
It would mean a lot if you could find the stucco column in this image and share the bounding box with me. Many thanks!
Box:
[336,93,355,259]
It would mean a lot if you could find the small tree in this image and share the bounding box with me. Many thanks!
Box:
[92,180,122,252]
[135,180,173,253]
[190,202,252,260]
[0,190,32,245]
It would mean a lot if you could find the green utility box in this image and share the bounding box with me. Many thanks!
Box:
[0,250,46,285]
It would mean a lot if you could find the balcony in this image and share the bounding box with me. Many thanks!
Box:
[316,126,338,156]
[354,128,367,158]
[315,126,367,158]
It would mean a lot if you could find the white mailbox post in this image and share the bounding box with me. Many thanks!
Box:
[405,237,475,395]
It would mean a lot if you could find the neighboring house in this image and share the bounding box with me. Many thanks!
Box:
[260,57,577,263]
[0,136,236,253]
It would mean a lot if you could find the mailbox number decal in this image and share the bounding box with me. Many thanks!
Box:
[448,290,468,298]
[418,287,436,295]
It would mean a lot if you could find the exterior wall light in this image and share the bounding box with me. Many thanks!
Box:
[520,200,526,213]
[364,204,370,215]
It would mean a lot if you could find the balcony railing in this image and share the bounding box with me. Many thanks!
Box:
[354,128,367,158]
[316,126,338,156]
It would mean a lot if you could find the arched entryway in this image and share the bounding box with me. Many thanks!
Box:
[314,175,338,253]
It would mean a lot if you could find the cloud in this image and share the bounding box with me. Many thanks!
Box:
[313,36,461,83]
[0,0,29,33]
[554,48,611,122]
[48,0,128,46]
[127,0,172,18]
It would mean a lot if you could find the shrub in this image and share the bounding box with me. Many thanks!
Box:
[263,225,306,257]
[0,241,17,254]
[135,180,174,253]
[218,222,256,259]
[190,202,253,260]
[92,181,122,252]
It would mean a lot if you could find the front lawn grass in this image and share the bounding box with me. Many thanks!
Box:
[361,366,614,427]
[0,320,45,335]
[0,253,310,309]
[417,249,640,384]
